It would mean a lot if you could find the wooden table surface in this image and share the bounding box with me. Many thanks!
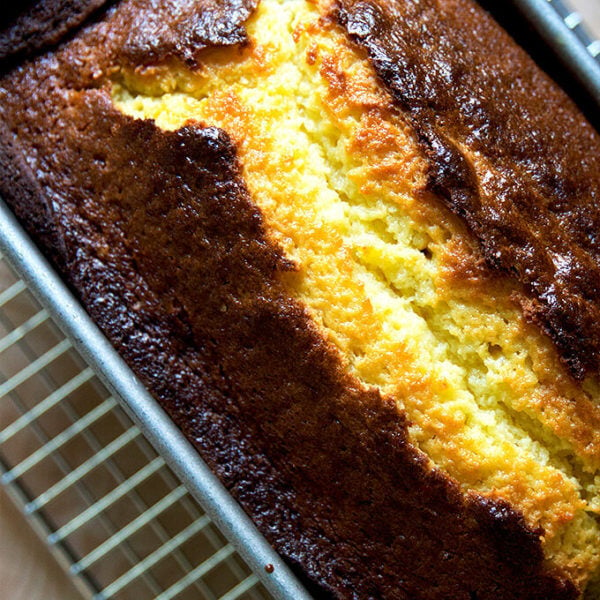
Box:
[1,487,81,599]
[1,3,599,600]
[572,0,600,34]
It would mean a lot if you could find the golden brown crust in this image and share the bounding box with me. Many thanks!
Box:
[0,0,595,597]
[336,0,600,381]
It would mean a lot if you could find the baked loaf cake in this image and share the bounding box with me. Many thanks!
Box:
[1,0,600,597]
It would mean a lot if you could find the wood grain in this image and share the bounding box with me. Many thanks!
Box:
[570,0,600,37]
[0,487,82,600]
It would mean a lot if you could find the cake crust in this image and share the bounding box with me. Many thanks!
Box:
[0,83,578,600]
[336,0,600,381]
[115,0,258,67]
[0,0,111,65]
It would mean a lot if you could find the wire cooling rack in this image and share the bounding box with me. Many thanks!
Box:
[0,252,271,600]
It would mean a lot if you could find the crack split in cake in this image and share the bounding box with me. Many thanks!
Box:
[110,0,600,592]
[2,0,600,597]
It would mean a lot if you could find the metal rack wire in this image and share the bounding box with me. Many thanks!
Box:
[0,253,271,600]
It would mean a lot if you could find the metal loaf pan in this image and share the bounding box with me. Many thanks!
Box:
[0,2,598,599]
[514,0,600,106]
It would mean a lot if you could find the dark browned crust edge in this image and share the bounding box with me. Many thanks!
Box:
[0,1,586,598]
[0,0,112,67]
[336,0,600,381]
[116,0,258,67]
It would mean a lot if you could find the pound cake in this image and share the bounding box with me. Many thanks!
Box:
[1,0,600,597]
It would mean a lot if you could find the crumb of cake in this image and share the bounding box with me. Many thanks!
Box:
[111,0,600,589]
